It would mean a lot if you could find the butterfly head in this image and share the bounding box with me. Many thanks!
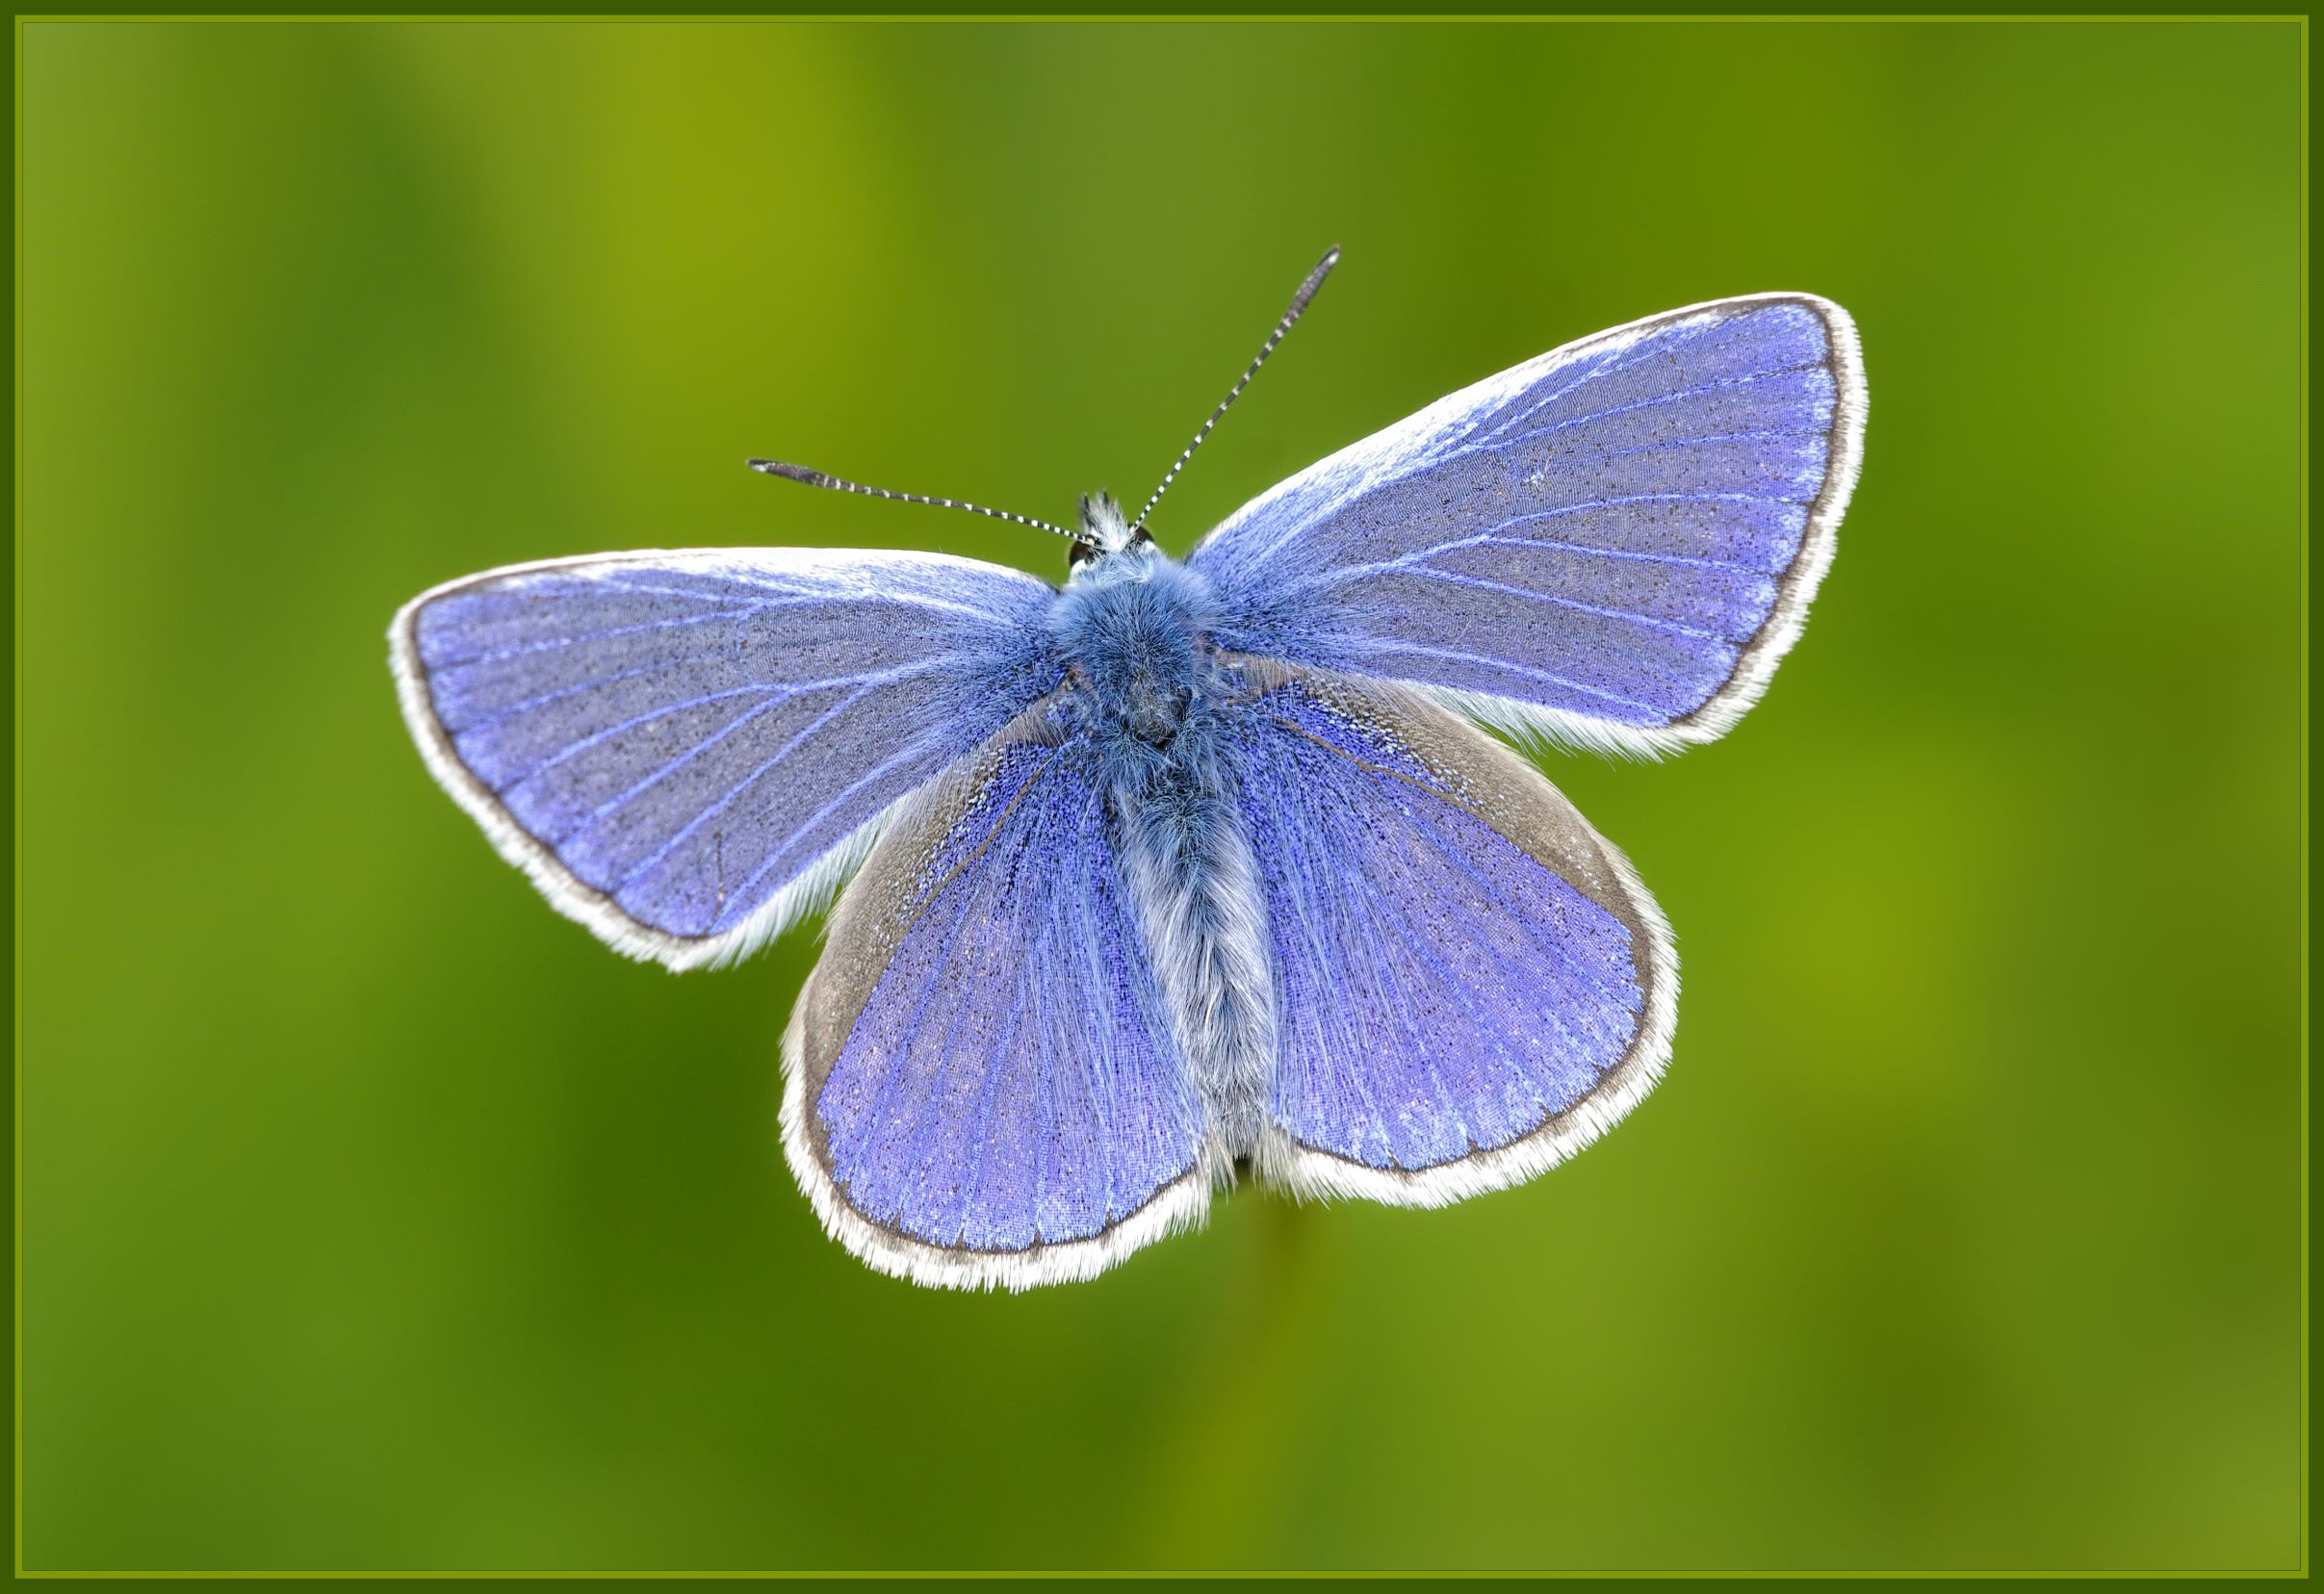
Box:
[1050,546,1215,754]
[1069,492,1151,569]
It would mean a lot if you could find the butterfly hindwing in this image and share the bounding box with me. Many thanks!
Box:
[1189,295,1864,754]
[781,707,1210,1290]
[1222,664,1676,1204]
[391,549,1059,969]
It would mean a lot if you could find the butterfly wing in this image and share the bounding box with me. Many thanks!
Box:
[390,549,1059,970]
[782,708,1208,1290]
[1188,295,1864,754]
[1223,664,1674,1203]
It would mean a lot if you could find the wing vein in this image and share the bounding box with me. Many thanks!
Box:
[1485,359,1827,450]
[1295,561,1742,643]
[1331,639,1675,720]
[515,658,946,803]
[1482,313,1727,441]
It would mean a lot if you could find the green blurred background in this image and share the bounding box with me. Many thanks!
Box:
[18,18,2302,1573]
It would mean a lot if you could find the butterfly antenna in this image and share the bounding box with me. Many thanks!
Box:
[747,458,1090,548]
[1131,244,1340,537]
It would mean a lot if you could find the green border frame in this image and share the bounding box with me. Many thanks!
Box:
[9,9,2305,1589]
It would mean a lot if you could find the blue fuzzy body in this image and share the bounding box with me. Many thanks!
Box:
[1048,549,1277,1158]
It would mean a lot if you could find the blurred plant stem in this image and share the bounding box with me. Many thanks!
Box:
[1130,1192,1332,1565]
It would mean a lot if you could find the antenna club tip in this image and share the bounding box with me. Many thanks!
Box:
[1296,245,1341,302]
[749,458,826,487]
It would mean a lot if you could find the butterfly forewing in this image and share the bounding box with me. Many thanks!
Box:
[391,549,1059,969]
[1189,295,1864,754]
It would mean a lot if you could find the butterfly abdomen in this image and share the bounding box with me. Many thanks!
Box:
[1052,550,1278,1160]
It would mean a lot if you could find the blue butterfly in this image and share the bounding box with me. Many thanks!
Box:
[389,248,1866,1290]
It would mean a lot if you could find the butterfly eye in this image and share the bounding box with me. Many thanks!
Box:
[1065,523,1154,571]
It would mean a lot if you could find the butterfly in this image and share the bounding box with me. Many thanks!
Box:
[389,247,1865,1290]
